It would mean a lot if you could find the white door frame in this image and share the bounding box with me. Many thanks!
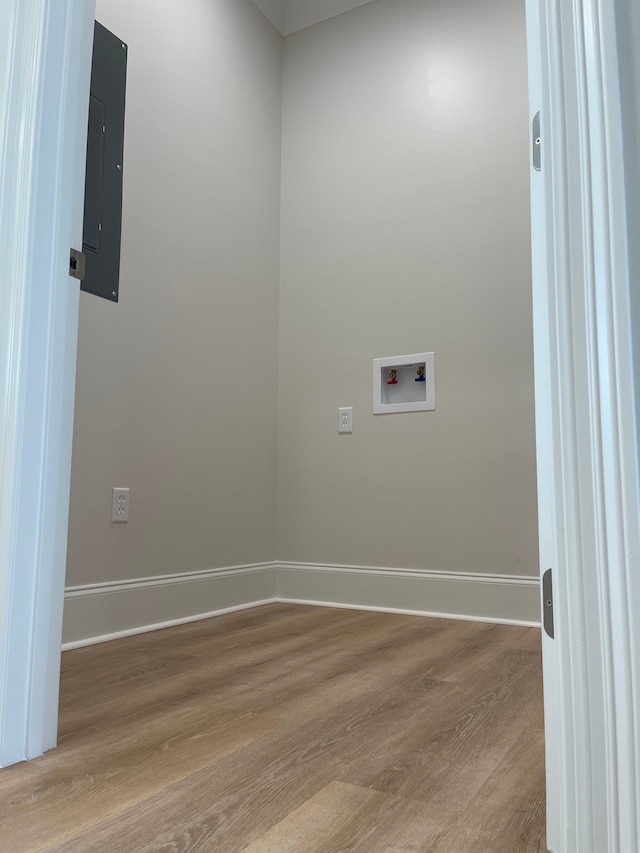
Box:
[0,0,95,766]
[0,0,638,849]
[527,0,640,850]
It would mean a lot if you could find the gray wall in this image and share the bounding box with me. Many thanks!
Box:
[66,0,283,586]
[67,0,538,596]
[277,0,538,575]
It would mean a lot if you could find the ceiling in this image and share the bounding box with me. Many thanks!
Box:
[251,0,377,36]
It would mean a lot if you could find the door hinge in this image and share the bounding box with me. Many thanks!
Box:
[69,248,85,281]
[542,568,554,638]
[532,111,541,171]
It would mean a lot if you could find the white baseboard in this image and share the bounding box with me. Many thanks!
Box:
[276,562,541,627]
[62,563,278,649]
[62,561,541,649]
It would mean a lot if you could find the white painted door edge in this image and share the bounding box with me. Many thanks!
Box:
[0,0,95,767]
[528,0,640,850]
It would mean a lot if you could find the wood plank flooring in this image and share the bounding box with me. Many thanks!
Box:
[0,604,546,852]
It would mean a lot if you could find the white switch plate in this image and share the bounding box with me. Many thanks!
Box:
[338,407,353,434]
[111,487,130,522]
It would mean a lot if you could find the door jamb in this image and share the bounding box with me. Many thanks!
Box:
[0,0,95,766]
[527,0,640,849]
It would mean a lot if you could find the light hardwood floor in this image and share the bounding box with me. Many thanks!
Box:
[0,604,546,852]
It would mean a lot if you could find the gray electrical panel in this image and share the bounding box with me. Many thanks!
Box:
[81,22,127,302]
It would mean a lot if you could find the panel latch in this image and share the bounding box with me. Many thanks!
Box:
[69,248,86,281]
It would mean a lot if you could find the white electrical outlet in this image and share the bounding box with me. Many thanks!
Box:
[338,407,353,434]
[111,487,130,522]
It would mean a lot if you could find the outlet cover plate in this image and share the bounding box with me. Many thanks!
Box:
[111,487,130,522]
[338,407,353,433]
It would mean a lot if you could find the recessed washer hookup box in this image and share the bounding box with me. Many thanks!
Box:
[373,352,435,414]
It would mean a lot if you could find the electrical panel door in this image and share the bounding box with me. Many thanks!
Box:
[81,22,127,302]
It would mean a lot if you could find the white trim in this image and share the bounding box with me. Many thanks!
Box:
[275,598,540,629]
[62,563,277,648]
[0,0,94,767]
[530,0,640,849]
[277,560,538,586]
[277,562,540,626]
[525,0,563,846]
[61,562,540,649]
[64,562,279,597]
[62,600,276,651]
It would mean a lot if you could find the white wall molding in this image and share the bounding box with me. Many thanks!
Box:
[62,600,277,652]
[277,561,539,585]
[62,563,278,649]
[276,563,540,626]
[529,0,640,848]
[0,0,94,767]
[62,562,540,648]
[64,563,279,598]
